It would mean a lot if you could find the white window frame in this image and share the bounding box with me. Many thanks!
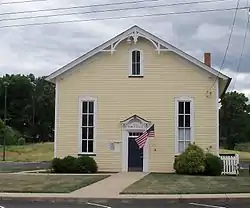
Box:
[175,96,194,155]
[129,49,144,77]
[78,96,97,155]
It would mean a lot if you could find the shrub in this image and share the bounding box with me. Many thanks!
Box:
[62,156,78,173]
[18,137,26,145]
[204,153,223,176]
[3,126,21,145]
[51,157,63,173]
[174,143,206,175]
[173,156,180,171]
[52,156,76,173]
[76,156,98,173]
[52,155,98,173]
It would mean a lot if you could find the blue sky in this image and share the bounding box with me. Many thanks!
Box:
[0,0,249,97]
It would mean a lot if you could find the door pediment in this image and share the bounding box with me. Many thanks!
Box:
[121,114,152,131]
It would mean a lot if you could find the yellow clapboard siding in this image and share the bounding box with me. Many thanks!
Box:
[56,37,218,172]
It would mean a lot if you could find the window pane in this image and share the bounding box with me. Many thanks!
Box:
[82,140,87,152]
[88,127,94,139]
[89,102,94,113]
[178,102,184,114]
[82,127,87,139]
[178,115,184,127]
[82,115,87,126]
[88,115,94,126]
[132,63,136,75]
[82,102,87,113]
[178,141,184,153]
[178,128,184,140]
[132,51,136,62]
[185,128,191,141]
[88,140,93,153]
[136,51,140,62]
[136,63,140,75]
[185,102,190,114]
[185,115,190,127]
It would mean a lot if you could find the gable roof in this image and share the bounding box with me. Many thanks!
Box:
[45,25,231,86]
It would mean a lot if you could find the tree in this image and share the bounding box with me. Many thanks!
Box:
[0,119,4,142]
[220,91,250,149]
[32,76,55,142]
[0,74,55,143]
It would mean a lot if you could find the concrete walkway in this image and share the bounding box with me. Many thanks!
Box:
[70,172,147,198]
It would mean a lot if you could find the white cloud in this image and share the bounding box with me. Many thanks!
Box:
[222,69,250,98]
[0,0,249,97]
[193,24,228,40]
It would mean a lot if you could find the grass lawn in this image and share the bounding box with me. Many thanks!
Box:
[0,143,53,162]
[0,174,109,193]
[122,170,250,194]
[0,165,47,173]
[0,143,249,163]
[220,149,250,161]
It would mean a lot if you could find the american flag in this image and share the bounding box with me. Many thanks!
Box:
[135,124,155,149]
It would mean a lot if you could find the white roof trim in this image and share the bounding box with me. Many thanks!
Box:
[45,25,230,82]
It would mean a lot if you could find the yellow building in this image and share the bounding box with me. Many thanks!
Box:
[46,25,231,173]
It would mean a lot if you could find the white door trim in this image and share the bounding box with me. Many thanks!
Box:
[122,130,149,172]
[121,115,151,172]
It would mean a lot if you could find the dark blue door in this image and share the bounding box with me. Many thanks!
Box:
[128,137,143,172]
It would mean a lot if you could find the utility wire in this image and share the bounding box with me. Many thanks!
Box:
[0,6,249,29]
[231,7,250,90]
[0,0,159,15]
[208,0,241,91]
[0,0,234,22]
[0,0,46,5]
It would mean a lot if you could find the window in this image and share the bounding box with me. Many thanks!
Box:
[176,99,193,154]
[80,98,96,154]
[129,132,143,137]
[130,50,143,76]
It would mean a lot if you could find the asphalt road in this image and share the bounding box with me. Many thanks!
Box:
[1,199,250,208]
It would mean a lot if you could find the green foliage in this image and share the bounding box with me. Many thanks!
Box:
[204,153,223,176]
[51,158,64,173]
[220,91,250,149]
[234,143,250,152]
[52,155,98,173]
[174,144,223,176]
[0,74,55,143]
[75,156,98,173]
[52,156,76,173]
[18,137,26,146]
[0,119,4,139]
[5,126,21,145]
[0,122,22,146]
[173,143,206,175]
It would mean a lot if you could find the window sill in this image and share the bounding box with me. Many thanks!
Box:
[128,75,144,78]
[78,153,96,156]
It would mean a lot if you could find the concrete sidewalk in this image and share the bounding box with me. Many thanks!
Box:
[71,172,147,198]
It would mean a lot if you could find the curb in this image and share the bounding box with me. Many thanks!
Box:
[9,172,113,176]
[0,196,89,204]
[0,194,250,203]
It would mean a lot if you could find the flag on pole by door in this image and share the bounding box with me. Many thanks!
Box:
[135,124,155,149]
